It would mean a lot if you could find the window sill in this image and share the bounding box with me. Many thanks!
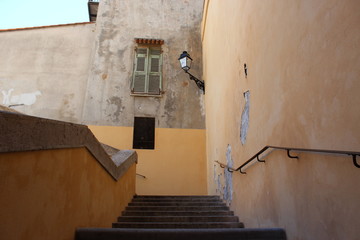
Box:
[130,93,163,98]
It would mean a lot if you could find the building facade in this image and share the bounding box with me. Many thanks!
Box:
[1,0,360,239]
[0,0,207,195]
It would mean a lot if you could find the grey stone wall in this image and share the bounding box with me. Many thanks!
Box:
[82,0,205,129]
[0,0,205,129]
[0,23,96,123]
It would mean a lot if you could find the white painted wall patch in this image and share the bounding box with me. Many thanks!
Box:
[240,91,250,145]
[11,91,41,106]
[1,89,41,106]
[224,144,233,204]
[1,89,14,105]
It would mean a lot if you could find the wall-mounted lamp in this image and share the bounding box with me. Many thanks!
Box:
[178,51,205,93]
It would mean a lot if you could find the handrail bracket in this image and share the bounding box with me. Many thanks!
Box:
[352,154,360,168]
[239,168,247,174]
[216,161,235,173]
[257,155,266,163]
[287,149,299,159]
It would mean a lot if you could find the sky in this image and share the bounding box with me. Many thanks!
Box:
[0,0,90,29]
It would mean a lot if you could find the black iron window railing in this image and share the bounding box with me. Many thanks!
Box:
[216,146,360,174]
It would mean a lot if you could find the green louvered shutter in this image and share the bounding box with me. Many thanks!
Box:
[132,48,148,93]
[148,48,162,95]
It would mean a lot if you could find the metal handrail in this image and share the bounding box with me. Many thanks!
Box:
[216,146,360,174]
[136,173,147,179]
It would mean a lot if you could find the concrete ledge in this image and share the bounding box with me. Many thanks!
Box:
[0,105,22,114]
[0,111,137,181]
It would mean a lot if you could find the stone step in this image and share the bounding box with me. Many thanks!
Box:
[121,210,235,216]
[134,195,221,200]
[125,206,230,211]
[128,201,226,206]
[76,195,287,239]
[112,222,244,229]
[132,197,221,202]
[117,216,239,223]
[76,228,287,240]
[132,198,223,202]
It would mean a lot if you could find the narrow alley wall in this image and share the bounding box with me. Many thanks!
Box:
[202,0,360,239]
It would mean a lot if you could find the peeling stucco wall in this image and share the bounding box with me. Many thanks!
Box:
[240,91,250,145]
[0,1,204,129]
[224,144,233,204]
[0,23,96,122]
[1,89,42,106]
[214,144,233,205]
[82,0,205,129]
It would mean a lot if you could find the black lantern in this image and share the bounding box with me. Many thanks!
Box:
[178,51,205,93]
[178,51,192,71]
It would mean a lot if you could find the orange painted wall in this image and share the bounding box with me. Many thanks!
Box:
[202,0,360,239]
[0,148,136,240]
[89,126,207,195]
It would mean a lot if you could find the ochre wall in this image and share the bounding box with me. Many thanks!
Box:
[89,126,207,195]
[0,148,136,240]
[202,0,360,239]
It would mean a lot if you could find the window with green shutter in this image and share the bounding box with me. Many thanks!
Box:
[132,47,163,95]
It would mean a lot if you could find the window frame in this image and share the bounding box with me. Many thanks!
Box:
[131,46,163,96]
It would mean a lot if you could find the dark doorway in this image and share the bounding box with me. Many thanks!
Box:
[133,117,155,149]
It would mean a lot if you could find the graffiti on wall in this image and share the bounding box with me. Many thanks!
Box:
[214,144,234,205]
[1,88,41,106]
[224,144,233,204]
[240,91,250,144]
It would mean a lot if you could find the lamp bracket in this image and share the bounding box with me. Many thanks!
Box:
[185,70,205,93]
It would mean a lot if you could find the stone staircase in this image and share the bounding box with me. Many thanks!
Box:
[76,195,286,240]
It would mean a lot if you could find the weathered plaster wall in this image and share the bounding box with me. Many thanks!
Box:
[0,23,95,122]
[90,125,207,195]
[0,148,136,240]
[202,0,360,239]
[0,0,206,198]
[0,1,204,128]
[83,0,205,129]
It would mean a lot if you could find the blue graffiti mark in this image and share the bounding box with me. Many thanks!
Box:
[223,144,233,204]
[240,91,250,145]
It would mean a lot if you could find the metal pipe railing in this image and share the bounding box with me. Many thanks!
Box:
[216,146,360,174]
[136,173,147,179]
